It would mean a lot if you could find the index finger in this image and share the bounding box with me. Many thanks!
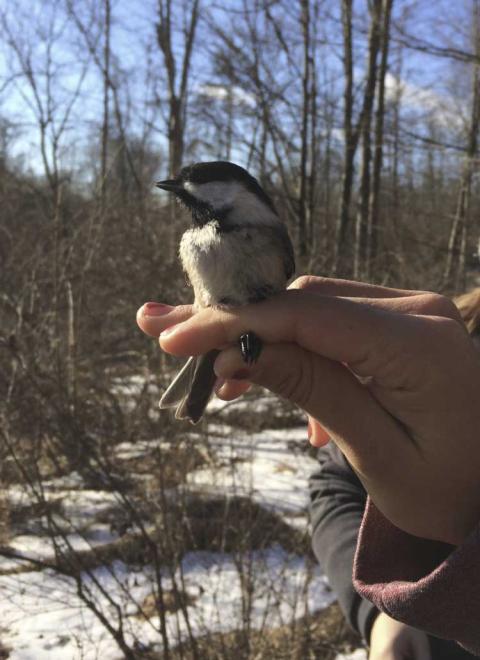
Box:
[289,275,427,298]
[158,289,414,369]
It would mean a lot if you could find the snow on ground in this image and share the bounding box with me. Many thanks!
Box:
[0,389,362,658]
[186,422,316,527]
[206,392,280,416]
[335,650,367,660]
[2,484,122,573]
[0,547,334,659]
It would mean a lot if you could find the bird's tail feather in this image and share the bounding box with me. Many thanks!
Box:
[159,357,196,408]
[159,350,220,424]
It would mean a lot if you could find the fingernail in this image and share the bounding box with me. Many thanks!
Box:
[231,368,251,380]
[143,302,174,317]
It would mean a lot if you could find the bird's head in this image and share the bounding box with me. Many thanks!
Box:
[156,160,277,227]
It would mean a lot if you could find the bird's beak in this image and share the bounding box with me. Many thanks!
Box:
[155,179,182,192]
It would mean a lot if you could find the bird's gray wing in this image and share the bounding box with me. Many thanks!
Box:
[252,222,295,281]
[174,349,219,424]
[159,350,220,424]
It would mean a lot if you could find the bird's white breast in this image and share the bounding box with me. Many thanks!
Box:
[179,222,286,309]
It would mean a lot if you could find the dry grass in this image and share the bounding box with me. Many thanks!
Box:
[166,603,362,660]
[0,493,310,577]
[210,390,306,433]
[174,493,310,555]
[135,589,199,619]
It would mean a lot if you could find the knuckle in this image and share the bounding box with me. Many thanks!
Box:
[417,293,461,321]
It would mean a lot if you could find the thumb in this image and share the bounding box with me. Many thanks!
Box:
[213,342,411,475]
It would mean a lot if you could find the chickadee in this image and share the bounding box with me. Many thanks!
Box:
[156,161,295,424]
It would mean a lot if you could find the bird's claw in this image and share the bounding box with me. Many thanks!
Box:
[239,331,263,365]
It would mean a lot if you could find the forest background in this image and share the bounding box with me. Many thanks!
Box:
[0,0,479,658]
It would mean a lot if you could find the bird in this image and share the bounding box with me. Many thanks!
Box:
[155,160,295,424]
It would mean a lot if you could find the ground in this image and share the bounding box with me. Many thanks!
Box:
[0,383,366,659]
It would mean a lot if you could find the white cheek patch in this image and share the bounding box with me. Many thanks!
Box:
[184,180,242,208]
[184,180,279,227]
[183,181,198,195]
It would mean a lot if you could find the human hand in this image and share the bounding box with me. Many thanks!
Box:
[137,277,480,545]
[369,613,431,660]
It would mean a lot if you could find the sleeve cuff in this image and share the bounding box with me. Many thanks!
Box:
[353,498,480,656]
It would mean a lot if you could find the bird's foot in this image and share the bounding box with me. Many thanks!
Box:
[239,331,263,365]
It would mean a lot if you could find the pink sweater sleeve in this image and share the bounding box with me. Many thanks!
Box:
[353,499,480,656]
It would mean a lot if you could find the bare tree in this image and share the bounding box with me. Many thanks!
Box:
[0,2,88,205]
[353,0,382,279]
[66,0,143,194]
[2,1,480,656]
[156,0,200,177]
[366,0,394,278]
[299,0,313,256]
[100,0,111,211]
[444,0,480,291]
[334,0,357,274]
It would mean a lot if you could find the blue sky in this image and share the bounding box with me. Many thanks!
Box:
[0,0,475,178]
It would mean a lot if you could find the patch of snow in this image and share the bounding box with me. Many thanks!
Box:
[0,386,335,658]
[186,425,316,523]
[111,375,159,398]
[174,545,334,634]
[2,487,122,572]
[335,650,367,660]
[0,547,333,659]
[2,526,119,573]
[42,471,85,491]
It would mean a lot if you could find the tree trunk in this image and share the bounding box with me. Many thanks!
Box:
[100,0,110,211]
[366,0,393,278]
[353,0,382,280]
[299,0,312,257]
[334,0,355,274]
[157,0,200,257]
[390,47,403,244]
[444,0,480,292]
[157,0,200,177]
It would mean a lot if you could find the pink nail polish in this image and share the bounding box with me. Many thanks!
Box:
[143,302,173,317]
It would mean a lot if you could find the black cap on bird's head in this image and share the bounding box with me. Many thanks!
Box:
[156,161,277,225]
